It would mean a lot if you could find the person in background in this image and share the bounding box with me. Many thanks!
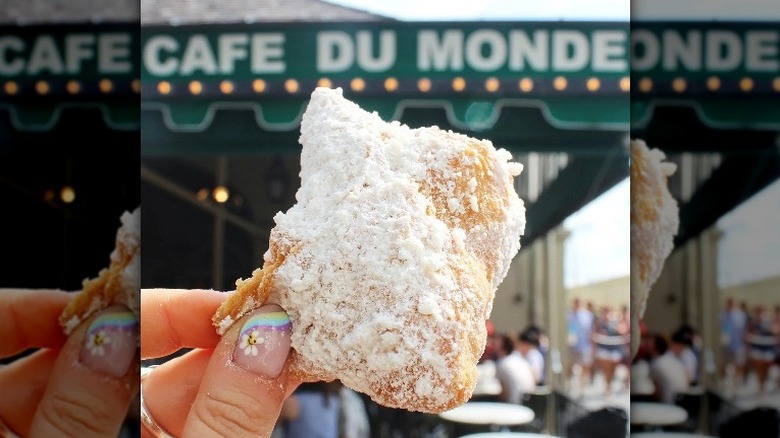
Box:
[338,385,370,438]
[630,323,656,399]
[670,327,699,386]
[473,321,501,401]
[494,333,536,404]
[518,326,546,386]
[774,305,780,392]
[279,381,343,438]
[745,305,778,396]
[593,305,625,396]
[618,305,631,389]
[740,301,753,327]
[632,320,652,364]
[481,320,499,363]
[566,298,595,392]
[720,297,748,386]
[649,333,690,404]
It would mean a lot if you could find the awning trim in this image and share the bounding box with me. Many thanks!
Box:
[632,99,780,131]
[0,103,139,131]
[140,97,630,133]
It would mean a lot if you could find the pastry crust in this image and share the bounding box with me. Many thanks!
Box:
[629,139,678,357]
[213,88,525,413]
[59,208,140,334]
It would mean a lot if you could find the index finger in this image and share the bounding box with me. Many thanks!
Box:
[141,289,228,359]
[0,289,72,357]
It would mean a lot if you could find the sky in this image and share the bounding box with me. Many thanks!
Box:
[717,179,780,288]
[327,0,629,21]
[327,0,780,21]
[563,178,630,288]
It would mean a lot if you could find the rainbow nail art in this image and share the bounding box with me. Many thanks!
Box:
[238,311,291,357]
[80,307,137,377]
[233,305,292,377]
[84,311,137,356]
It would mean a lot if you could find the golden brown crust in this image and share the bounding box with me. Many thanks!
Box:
[212,88,523,413]
[629,139,678,358]
[213,139,505,394]
[58,211,140,332]
[418,136,512,287]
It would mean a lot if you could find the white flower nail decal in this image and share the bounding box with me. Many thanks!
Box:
[239,330,264,356]
[87,331,111,356]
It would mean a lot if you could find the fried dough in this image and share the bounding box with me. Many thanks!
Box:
[630,139,678,358]
[213,88,525,413]
[59,208,140,334]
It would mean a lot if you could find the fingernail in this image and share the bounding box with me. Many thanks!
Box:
[80,305,138,377]
[233,304,292,378]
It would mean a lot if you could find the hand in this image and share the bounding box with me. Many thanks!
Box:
[140,289,300,438]
[0,289,139,437]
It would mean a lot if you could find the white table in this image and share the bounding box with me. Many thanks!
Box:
[631,433,716,438]
[439,402,535,427]
[630,402,688,426]
[630,381,656,396]
[473,379,503,396]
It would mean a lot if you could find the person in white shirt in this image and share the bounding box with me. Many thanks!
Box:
[649,334,690,404]
[671,327,699,386]
[518,327,546,386]
[473,321,503,400]
[495,334,536,404]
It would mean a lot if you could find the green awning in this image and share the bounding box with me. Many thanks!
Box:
[137,21,631,155]
[0,23,140,134]
[629,21,780,246]
[630,21,780,134]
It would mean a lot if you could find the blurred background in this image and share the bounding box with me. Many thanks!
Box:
[629,1,780,437]
[140,1,632,437]
[0,0,140,436]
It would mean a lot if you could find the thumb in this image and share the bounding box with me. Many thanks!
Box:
[29,305,139,437]
[183,304,294,437]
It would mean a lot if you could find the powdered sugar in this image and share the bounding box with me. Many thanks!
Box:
[256,87,524,411]
[630,139,678,357]
[60,207,140,335]
[116,208,141,317]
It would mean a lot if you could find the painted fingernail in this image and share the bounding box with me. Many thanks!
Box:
[233,304,292,378]
[79,305,138,377]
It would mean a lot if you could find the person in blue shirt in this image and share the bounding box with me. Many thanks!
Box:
[720,297,748,386]
[566,298,595,392]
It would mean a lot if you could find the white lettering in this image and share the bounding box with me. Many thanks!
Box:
[592,30,626,72]
[317,31,353,73]
[143,35,178,76]
[219,34,248,74]
[180,35,217,75]
[552,30,589,71]
[508,30,548,71]
[746,31,779,72]
[631,30,660,71]
[418,30,463,71]
[27,35,63,74]
[356,30,395,72]
[251,33,285,73]
[705,31,741,71]
[99,33,131,73]
[65,34,94,73]
[465,29,506,71]
[663,30,701,71]
[0,37,24,75]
